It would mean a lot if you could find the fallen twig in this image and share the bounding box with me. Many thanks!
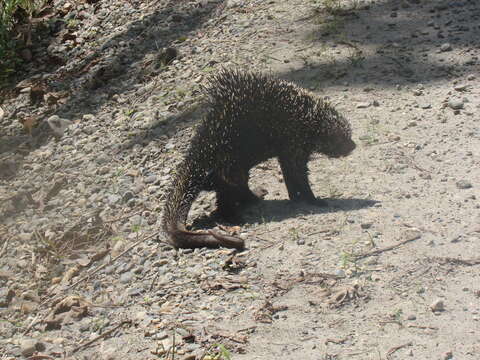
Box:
[433,257,480,266]
[386,342,412,359]
[70,320,131,354]
[0,234,12,258]
[325,337,348,345]
[407,324,438,330]
[356,233,421,260]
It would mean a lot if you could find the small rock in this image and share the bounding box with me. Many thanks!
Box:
[111,240,125,257]
[443,351,453,360]
[47,115,73,137]
[454,84,468,92]
[356,102,370,109]
[456,180,472,189]
[128,287,143,296]
[335,269,345,277]
[450,235,462,243]
[82,114,95,121]
[360,222,373,229]
[144,175,157,184]
[120,272,134,284]
[430,299,445,312]
[448,99,463,110]
[122,191,135,203]
[440,43,452,52]
[20,338,45,357]
[97,166,109,175]
[0,287,15,307]
[107,194,121,205]
[406,314,416,320]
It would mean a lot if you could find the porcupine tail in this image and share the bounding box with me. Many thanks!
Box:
[161,162,244,250]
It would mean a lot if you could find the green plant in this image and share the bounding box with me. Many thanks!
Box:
[0,0,46,84]
[323,0,342,14]
[347,49,365,68]
[392,308,403,321]
[204,344,232,360]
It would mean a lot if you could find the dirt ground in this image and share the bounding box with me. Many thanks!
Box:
[1,0,479,359]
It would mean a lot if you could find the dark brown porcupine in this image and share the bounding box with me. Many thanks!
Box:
[162,69,356,250]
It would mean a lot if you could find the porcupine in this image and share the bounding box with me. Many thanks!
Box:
[161,69,356,250]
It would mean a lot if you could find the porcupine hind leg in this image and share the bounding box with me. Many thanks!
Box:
[278,154,328,207]
[213,168,267,222]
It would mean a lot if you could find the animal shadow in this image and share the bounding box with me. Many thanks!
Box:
[190,197,379,230]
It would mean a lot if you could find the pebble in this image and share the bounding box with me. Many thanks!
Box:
[144,175,157,184]
[360,222,373,229]
[456,180,472,189]
[454,84,468,92]
[128,287,143,296]
[356,102,370,109]
[120,272,134,283]
[448,99,463,110]
[440,43,452,52]
[20,338,44,357]
[335,269,345,277]
[430,299,445,312]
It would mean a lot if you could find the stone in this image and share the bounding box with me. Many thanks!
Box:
[356,102,370,109]
[120,272,134,284]
[448,99,463,110]
[20,338,44,357]
[430,299,445,312]
[440,43,452,52]
[456,180,472,189]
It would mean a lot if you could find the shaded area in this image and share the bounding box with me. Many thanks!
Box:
[280,0,479,88]
[191,197,379,230]
[98,0,480,157]
[0,0,223,174]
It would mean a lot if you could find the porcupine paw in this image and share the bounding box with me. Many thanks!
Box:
[252,186,268,200]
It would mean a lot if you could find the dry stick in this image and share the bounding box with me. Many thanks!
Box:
[0,234,12,258]
[355,233,421,260]
[70,320,131,355]
[23,232,159,335]
[386,342,412,360]
[407,324,438,330]
[433,256,480,266]
[172,331,176,360]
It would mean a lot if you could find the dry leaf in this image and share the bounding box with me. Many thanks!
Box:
[20,116,38,135]
[62,265,80,284]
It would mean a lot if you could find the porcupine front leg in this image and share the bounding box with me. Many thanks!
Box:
[278,154,328,206]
